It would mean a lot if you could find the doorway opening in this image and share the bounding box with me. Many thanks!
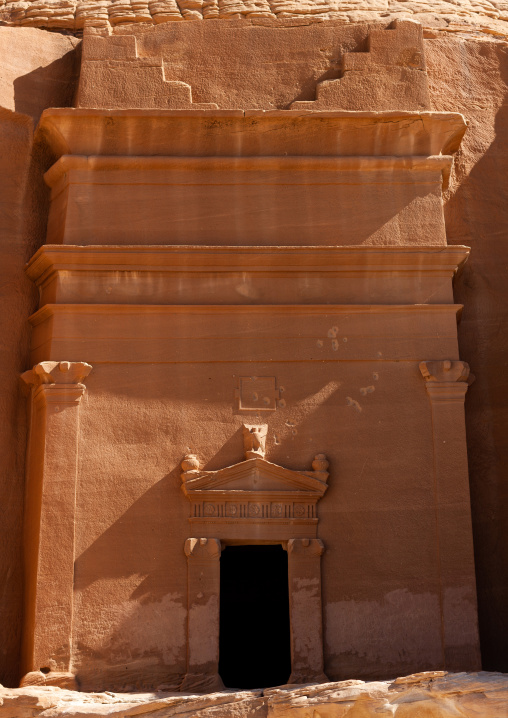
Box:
[219,544,291,689]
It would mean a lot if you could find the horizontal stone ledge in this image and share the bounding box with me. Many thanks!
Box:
[38,108,467,160]
[28,303,465,324]
[26,245,470,282]
[27,303,462,364]
[43,155,455,190]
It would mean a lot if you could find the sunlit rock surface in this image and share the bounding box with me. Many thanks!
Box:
[2,0,508,36]
[1,672,507,718]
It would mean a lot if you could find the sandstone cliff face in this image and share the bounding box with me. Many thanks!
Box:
[1,19,508,689]
[1,672,507,718]
[0,27,81,689]
[426,35,508,674]
[2,0,508,35]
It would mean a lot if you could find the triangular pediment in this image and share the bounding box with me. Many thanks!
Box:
[182,457,328,497]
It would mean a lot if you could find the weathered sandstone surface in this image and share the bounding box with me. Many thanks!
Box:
[2,672,508,717]
[0,27,79,123]
[3,0,508,37]
[1,14,508,694]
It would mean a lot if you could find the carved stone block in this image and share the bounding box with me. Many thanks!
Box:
[237,376,279,411]
[76,34,218,110]
[291,20,430,112]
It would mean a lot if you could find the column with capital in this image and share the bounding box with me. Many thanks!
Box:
[181,537,224,692]
[287,538,328,684]
[419,360,481,671]
[20,361,92,687]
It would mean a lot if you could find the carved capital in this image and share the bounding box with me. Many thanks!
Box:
[21,362,92,407]
[21,361,92,387]
[419,360,470,384]
[184,538,221,561]
[287,538,325,557]
[419,361,472,403]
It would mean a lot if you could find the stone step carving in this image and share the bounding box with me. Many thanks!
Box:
[76,34,218,109]
[291,20,430,111]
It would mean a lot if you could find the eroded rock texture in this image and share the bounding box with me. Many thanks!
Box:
[3,0,508,35]
[1,672,507,718]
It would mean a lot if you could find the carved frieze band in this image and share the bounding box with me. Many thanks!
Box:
[419,360,471,403]
[21,361,92,405]
[191,501,317,520]
[184,537,221,561]
[288,538,325,557]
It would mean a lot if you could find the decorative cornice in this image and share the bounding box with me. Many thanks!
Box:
[38,109,467,161]
[26,245,471,283]
[181,452,328,532]
[184,537,221,561]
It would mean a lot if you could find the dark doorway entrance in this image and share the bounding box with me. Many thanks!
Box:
[219,544,291,689]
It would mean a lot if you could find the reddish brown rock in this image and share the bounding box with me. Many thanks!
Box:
[426,33,508,675]
[12,20,482,692]
[1,9,508,694]
[0,27,80,124]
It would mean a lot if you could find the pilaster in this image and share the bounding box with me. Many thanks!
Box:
[20,361,91,686]
[419,360,481,670]
[287,538,328,683]
[181,538,224,692]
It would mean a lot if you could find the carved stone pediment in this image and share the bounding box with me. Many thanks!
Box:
[181,451,328,528]
[182,456,328,497]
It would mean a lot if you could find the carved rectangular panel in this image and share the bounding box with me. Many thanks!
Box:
[238,376,278,410]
